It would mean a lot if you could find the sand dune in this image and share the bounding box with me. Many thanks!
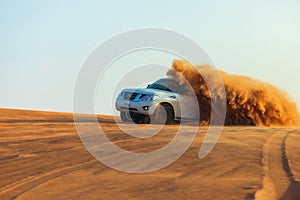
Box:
[0,109,299,200]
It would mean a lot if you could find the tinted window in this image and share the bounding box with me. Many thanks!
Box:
[147,78,187,93]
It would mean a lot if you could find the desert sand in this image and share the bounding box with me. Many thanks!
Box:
[0,108,299,200]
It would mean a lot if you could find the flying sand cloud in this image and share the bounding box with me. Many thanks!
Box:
[167,60,299,126]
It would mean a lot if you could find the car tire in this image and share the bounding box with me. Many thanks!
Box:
[120,111,131,122]
[151,103,175,124]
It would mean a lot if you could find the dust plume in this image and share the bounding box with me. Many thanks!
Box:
[167,60,300,126]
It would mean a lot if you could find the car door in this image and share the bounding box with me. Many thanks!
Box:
[176,94,199,121]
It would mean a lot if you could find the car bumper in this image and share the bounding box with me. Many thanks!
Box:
[115,99,156,115]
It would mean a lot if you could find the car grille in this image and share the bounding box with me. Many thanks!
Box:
[123,92,138,100]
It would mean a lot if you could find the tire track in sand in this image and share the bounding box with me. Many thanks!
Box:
[0,159,97,200]
[255,129,299,200]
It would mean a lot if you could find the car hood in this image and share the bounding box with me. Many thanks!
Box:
[122,88,175,95]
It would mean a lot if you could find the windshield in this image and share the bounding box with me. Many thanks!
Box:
[147,82,172,92]
[147,78,180,92]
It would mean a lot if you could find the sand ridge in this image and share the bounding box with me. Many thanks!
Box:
[0,109,300,199]
[255,129,300,200]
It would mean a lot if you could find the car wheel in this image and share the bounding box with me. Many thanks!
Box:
[120,111,131,122]
[151,103,175,124]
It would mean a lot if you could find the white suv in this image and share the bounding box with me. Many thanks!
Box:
[115,78,199,124]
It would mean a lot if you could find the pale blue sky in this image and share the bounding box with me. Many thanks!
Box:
[0,0,299,114]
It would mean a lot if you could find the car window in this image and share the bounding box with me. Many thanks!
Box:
[147,82,172,92]
[147,78,190,94]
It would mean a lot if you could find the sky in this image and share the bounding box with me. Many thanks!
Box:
[0,0,300,114]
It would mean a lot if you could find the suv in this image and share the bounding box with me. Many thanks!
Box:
[115,78,199,124]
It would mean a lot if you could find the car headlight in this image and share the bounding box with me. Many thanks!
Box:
[143,94,159,101]
[118,91,124,99]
